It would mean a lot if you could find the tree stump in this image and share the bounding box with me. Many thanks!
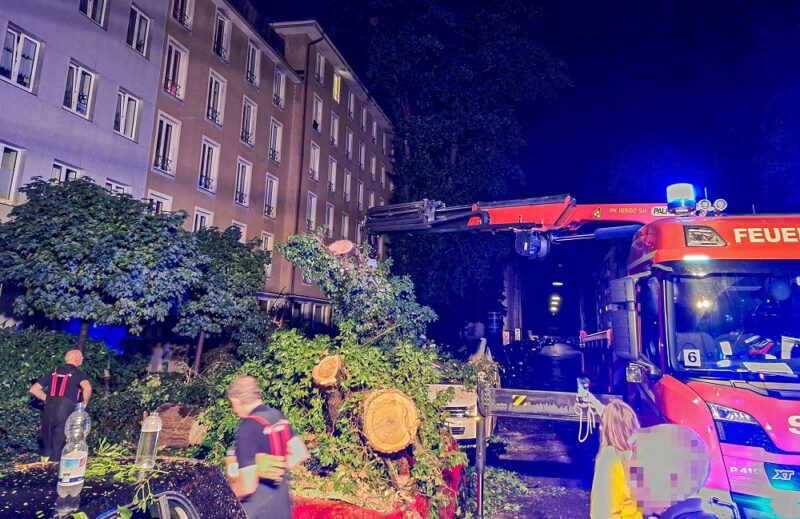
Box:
[312,355,346,431]
[155,404,206,448]
[362,389,420,455]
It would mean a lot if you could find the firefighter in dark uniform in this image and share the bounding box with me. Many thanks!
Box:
[28,350,92,462]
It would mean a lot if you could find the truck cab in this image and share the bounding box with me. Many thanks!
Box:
[607,215,800,519]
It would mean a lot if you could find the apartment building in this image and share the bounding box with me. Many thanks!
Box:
[144,0,302,307]
[272,21,395,322]
[0,0,169,220]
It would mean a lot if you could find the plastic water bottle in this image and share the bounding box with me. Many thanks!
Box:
[134,411,162,470]
[57,403,91,498]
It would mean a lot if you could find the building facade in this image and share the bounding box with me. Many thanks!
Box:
[0,0,169,219]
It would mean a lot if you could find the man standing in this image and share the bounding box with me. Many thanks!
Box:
[226,376,309,519]
[29,350,92,461]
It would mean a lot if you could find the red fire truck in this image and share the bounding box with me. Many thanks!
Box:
[366,185,800,519]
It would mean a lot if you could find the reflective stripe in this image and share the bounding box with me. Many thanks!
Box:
[246,415,290,457]
[58,374,69,397]
[50,373,59,397]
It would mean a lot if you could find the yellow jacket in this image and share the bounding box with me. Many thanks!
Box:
[590,446,643,519]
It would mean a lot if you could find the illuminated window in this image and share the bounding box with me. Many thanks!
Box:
[332,73,341,103]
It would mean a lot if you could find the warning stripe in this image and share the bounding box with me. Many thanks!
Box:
[512,395,527,406]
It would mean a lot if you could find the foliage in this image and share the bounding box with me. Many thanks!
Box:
[463,466,531,516]
[0,178,200,347]
[83,440,165,511]
[277,232,435,348]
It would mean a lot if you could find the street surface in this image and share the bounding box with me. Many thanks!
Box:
[490,342,595,518]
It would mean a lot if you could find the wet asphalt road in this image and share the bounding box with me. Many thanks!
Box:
[488,343,595,518]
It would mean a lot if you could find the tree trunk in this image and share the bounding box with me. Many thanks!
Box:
[77,320,90,352]
[193,329,205,373]
[312,356,346,432]
[362,389,420,455]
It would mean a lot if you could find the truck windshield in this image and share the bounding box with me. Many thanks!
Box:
[670,272,800,377]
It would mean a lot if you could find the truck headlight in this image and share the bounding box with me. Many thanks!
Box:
[466,405,478,417]
[707,402,757,423]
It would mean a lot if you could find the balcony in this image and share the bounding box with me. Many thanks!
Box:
[153,155,172,173]
[269,148,280,163]
[241,129,253,145]
[264,204,276,218]
[163,79,181,98]
[213,41,228,60]
[235,191,247,205]
[173,9,190,29]
[198,174,214,192]
[245,70,257,86]
[327,182,335,193]
[206,106,221,125]
[309,168,318,180]
[273,93,284,109]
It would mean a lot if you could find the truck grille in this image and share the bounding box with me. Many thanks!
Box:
[450,426,466,435]
[446,406,468,418]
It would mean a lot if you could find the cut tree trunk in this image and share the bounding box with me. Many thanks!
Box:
[155,404,206,448]
[362,389,420,455]
[312,355,346,431]
[193,329,205,373]
[77,320,90,352]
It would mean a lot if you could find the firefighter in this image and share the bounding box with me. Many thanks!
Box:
[28,350,92,462]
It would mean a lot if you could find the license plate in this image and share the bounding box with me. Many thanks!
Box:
[765,463,800,492]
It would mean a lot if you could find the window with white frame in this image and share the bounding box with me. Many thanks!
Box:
[193,207,213,231]
[163,40,187,98]
[273,69,285,109]
[324,203,335,238]
[347,92,354,118]
[231,220,247,243]
[332,73,341,103]
[327,156,337,193]
[330,112,339,148]
[261,232,274,277]
[126,6,150,56]
[264,174,278,217]
[360,107,367,133]
[382,132,387,154]
[245,42,260,86]
[309,142,320,180]
[369,190,375,208]
[234,158,251,206]
[358,142,365,170]
[345,129,353,160]
[198,138,219,193]
[80,0,106,26]
[1,27,40,91]
[357,181,364,210]
[343,169,351,202]
[306,192,317,230]
[371,121,377,144]
[147,190,172,214]
[63,62,94,118]
[206,71,226,125]
[380,165,386,187]
[341,212,350,240]
[51,162,81,183]
[314,52,325,84]
[105,179,130,194]
[241,97,256,145]
[171,0,193,29]
[213,11,230,60]
[153,113,179,173]
[312,95,322,132]
[269,119,282,163]
[114,90,140,140]
[370,155,376,181]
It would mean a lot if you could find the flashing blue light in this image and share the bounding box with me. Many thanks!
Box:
[666,183,696,213]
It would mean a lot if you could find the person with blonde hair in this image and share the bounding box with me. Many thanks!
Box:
[590,398,643,519]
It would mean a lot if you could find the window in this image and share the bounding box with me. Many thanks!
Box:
[357,181,364,210]
[163,40,187,98]
[105,179,130,194]
[327,156,337,193]
[312,96,322,132]
[114,90,140,140]
[379,197,384,206]
[153,113,179,174]
[345,129,353,160]
[63,62,94,117]
[241,97,256,145]
[330,113,339,148]
[273,69,285,109]
[332,73,341,103]
[172,0,193,29]
[370,155,376,181]
[380,165,386,187]
[306,192,317,231]
[246,42,260,86]
[261,232,274,277]
[269,119,282,163]
[389,179,395,192]
[198,138,219,193]
[382,132,387,154]
[206,71,226,125]
[309,142,320,180]
[1,27,40,91]
[347,92,354,118]
[51,162,80,183]
[193,207,213,231]
[126,6,150,56]
[314,52,325,84]
[341,212,350,240]
[356,222,363,245]
[234,158,251,206]
[147,190,172,214]
[369,190,375,208]
[213,11,230,60]
[371,121,377,144]
[324,203,335,239]
[79,0,106,26]
[264,174,278,217]
[358,142,365,171]
[231,221,247,243]
[360,107,367,133]
[343,169,351,202]
[1,144,21,202]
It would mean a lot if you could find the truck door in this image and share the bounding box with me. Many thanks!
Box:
[632,276,666,426]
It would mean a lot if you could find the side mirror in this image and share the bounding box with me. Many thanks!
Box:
[626,364,643,384]
[609,277,641,361]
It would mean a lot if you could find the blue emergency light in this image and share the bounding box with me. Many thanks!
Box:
[666,183,696,215]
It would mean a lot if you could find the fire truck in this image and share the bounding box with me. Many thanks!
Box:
[365,184,800,519]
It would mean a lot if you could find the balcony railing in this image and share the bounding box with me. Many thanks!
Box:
[207,106,221,125]
[360,124,366,133]
[273,93,284,109]
[309,168,317,180]
[328,182,335,193]
[234,191,247,205]
[345,150,352,160]
[246,70,257,86]
[264,204,276,218]
[343,192,350,202]
[213,41,228,60]
[173,9,190,29]
[306,219,314,231]
[241,129,253,145]
[315,72,322,84]
[269,148,280,163]
[153,155,172,172]
[198,174,214,191]
[163,78,181,98]
[330,137,338,148]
